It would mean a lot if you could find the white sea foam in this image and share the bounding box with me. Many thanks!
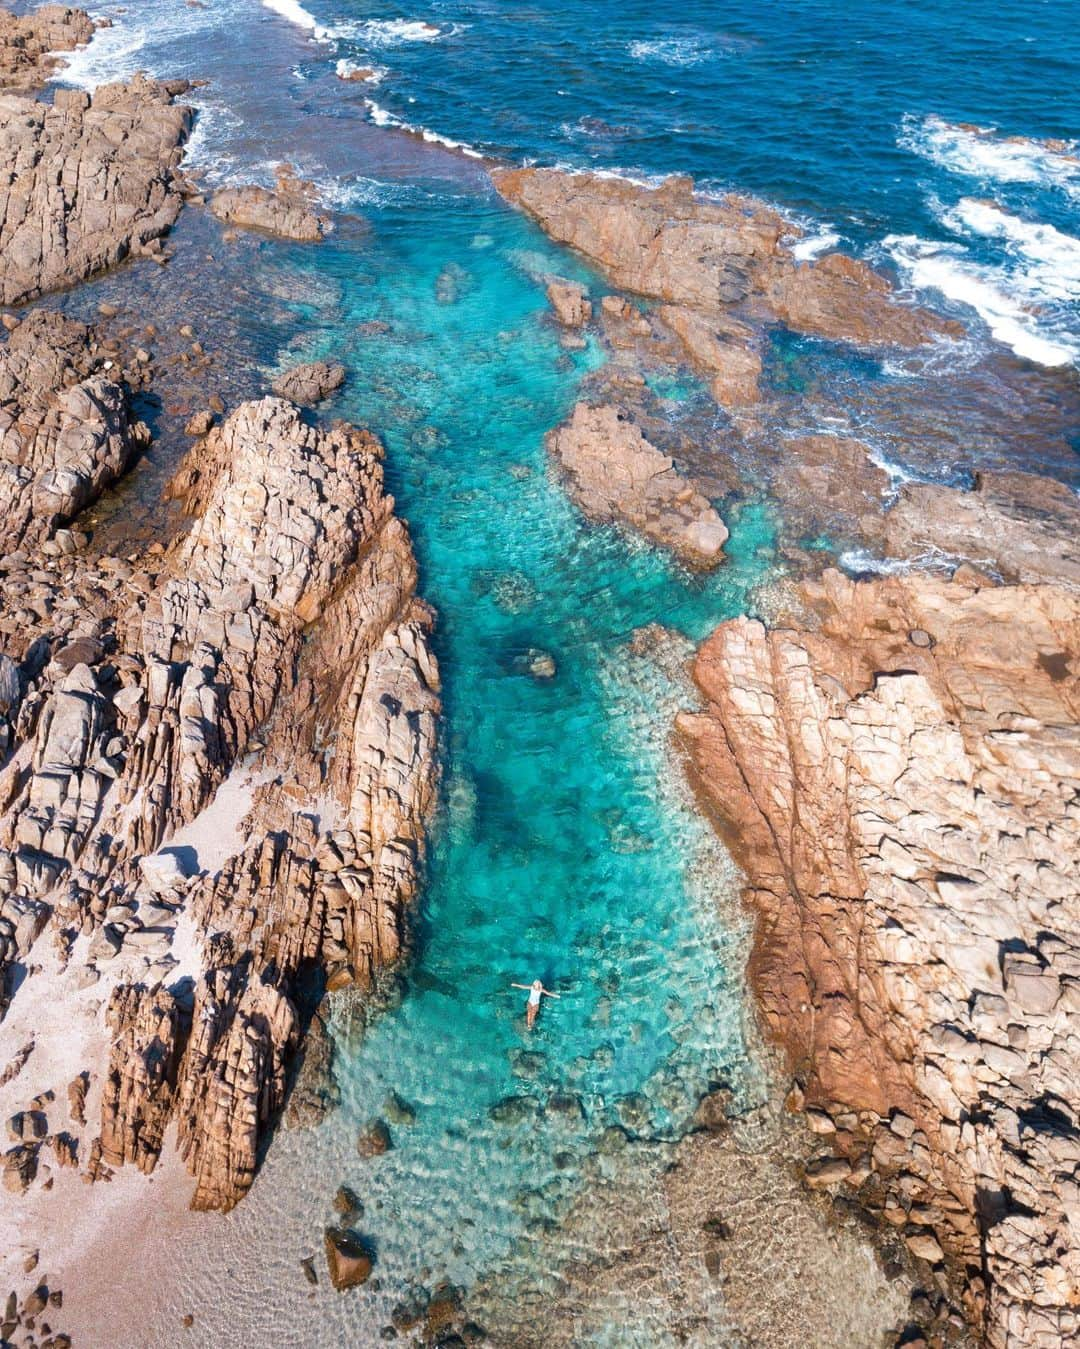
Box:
[56,0,224,88]
[364,99,485,159]
[839,545,967,577]
[885,233,1079,368]
[260,0,320,32]
[336,58,386,83]
[628,37,709,67]
[901,114,1080,199]
[943,198,1080,301]
[333,17,449,44]
[791,229,840,262]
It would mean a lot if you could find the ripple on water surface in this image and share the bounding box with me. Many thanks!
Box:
[131,192,780,1342]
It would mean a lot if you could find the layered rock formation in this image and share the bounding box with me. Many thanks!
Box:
[547,402,728,568]
[0,309,150,552]
[0,3,93,92]
[209,185,327,242]
[0,75,193,305]
[677,567,1080,1346]
[0,357,438,1215]
[494,168,956,406]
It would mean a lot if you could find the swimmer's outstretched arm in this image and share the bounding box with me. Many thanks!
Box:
[541,988,561,998]
[510,983,531,990]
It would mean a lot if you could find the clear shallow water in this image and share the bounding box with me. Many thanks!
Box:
[39,0,1078,1337]
[276,197,777,1295]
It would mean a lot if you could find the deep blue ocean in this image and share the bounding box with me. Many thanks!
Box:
[45,1,1080,1341]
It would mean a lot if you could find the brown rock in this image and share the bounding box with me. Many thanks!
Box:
[184,409,215,436]
[323,1227,373,1290]
[0,5,94,92]
[209,186,326,242]
[0,77,192,305]
[547,402,728,568]
[678,566,1080,1345]
[271,360,346,405]
[357,1119,391,1157]
[885,470,1080,587]
[546,278,592,327]
[493,167,952,349]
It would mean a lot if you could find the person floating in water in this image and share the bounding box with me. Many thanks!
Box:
[511,979,560,1029]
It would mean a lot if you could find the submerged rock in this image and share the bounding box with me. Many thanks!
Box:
[271,360,346,405]
[357,1119,392,1157]
[324,1227,374,1291]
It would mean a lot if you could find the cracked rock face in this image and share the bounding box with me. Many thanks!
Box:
[0,310,150,553]
[0,383,439,1214]
[493,168,955,358]
[0,75,193,306]
[547,402,728,569]
[0,4,94,92]
[677,567,1080,1346]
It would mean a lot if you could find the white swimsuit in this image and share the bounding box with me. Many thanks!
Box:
[528,987,541,1007]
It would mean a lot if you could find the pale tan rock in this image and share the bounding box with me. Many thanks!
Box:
[0,4,94,92]
[678,567,1080,1345]
[547,402,728,568]
[885,470,1080,587]
[546,278,592,327]
[0,77,192,305]
[210,186,326,242]
[0,388,439,1215]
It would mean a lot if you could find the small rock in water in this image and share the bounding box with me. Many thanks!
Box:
[324,1226,374,1291]
[383,1092,417,1126]
[357,1119,392,1157]
[333,1184,363,1219]
[488,1095,539,1125]
[523,648,557,680]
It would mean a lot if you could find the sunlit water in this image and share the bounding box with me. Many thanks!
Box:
[276,195,778,1298]
[35,0,1079,1339]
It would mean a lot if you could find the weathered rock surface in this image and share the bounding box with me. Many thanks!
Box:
[547,402,728,568]
[0,4,93,92]
[0,310,150,552]
[677,567,1080,1346]
[773,435,890,546]
[271,359,345,404]
[209,185,326,241]
[0,391,439,1214]
[885,470,1080,587]
[0,76,193,305]
[494,168,953,351]
[546,278,592,328]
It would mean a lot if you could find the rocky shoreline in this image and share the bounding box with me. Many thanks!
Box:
[0,19,439,1344]
[494,164,1080,1346]
[0,7,1077,1346]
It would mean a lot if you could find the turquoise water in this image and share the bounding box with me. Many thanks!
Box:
[42,0,1079,1329]
[271,196,776,1292]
